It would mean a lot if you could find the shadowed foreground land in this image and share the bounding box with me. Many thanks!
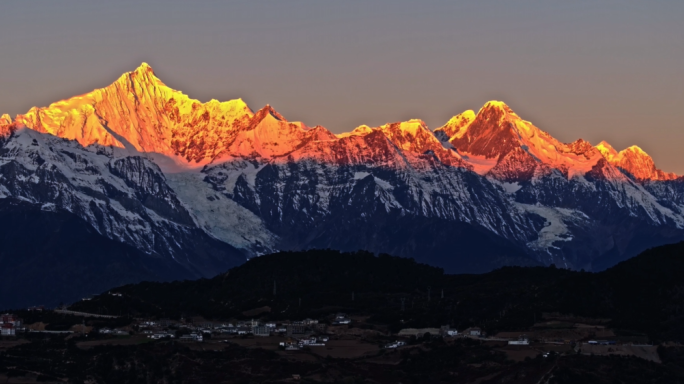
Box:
[1,244,683,383]
[0,335,682,383]
[73,243,684,342]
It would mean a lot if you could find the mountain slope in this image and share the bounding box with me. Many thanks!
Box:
[0,198,192,309]
[0,127,247,279]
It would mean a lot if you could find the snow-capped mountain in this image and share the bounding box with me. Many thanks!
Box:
[1,63,683,291]
[0,127,246,275]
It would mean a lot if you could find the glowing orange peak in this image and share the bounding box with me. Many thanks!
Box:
[482,100,507,108]
[137,62,153,72]
[335,125,373,138]
[565,138,597,156]
[384,119,429,133]
[3,63,677,180]
[622,145,647,155]
[436,110,476,139]
[0,114,13,136]
[117,62,164,88]
[592,142,675,180]
[479,100,515,114]
[248,105,287,127]
[595,140,618,160]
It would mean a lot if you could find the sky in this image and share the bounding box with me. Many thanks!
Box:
[1,1,683,172]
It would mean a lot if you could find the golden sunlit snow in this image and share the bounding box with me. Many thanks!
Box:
[0,64,676,181]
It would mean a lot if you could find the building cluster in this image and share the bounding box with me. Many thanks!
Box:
[384,340,406,349]
[279,335,329,350]
[0,308,629,353]
[0,314,22,336]
[137,319,182,340]
[146,331,175,340]
[99,327,129,336]
[508,335,530,345]
[332,313,351,325]
[121,316,625,349]
[127,315,343,344]
[463,327,481,336]
[397,325,460,340]
[179,333,204,342]
[269,316,350,349]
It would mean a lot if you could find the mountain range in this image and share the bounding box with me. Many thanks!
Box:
[1,63,683,307]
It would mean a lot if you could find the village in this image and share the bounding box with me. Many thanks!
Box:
[0,307,664,364]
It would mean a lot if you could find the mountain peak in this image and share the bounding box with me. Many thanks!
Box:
[383,119,428,134]
[0,114,13,136]
[481,100,511,111]
[435,110,476,141]
[623,145,647,155]
[10,63,256,164]
[614,145,659,180]
[618,145,653,166]
[120,62,163,89]
[136,62,153,72]
[335,125,373,138]
[249,105,287,128]
[596,140,618,160]
[449,101,529,160]
[593,142,675,181]
[565,138,598,157]
[478,101,520,120]
[448,101,612,178]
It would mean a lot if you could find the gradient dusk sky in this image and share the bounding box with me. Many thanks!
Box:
[1,1,683,172]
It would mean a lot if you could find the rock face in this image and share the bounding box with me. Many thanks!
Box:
[1,63,683,292]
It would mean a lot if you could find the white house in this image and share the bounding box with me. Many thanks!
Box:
[1,324,15,336]
[179,333,203,342]
[333,314,351,325]
[384,341,406,349]
[508,336,529,345]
